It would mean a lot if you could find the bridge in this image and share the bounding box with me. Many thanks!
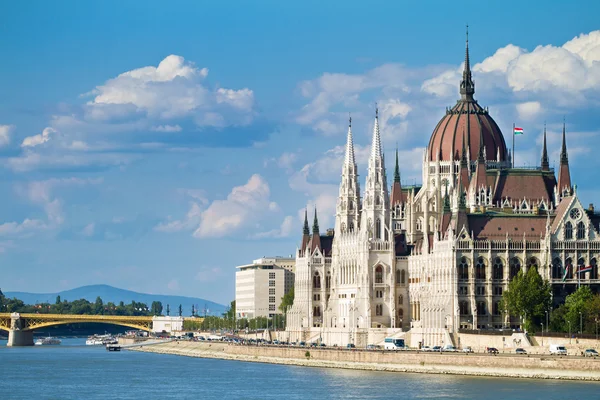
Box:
[0,313,200,346]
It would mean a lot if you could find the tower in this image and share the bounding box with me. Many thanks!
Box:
[335,117,361,235]
[361,108,390,240]
[557,121,572,197]
[541,124,550,171]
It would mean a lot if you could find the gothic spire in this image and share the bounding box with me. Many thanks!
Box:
[460,128,468,166]
[560,120,569,165]
[303,208,309,235]
[460,25,475,101]
[394,147,401,183]
[312,207,319,234]
[541,123,549,171]
[370,106,382,159]
[344,115,356,167]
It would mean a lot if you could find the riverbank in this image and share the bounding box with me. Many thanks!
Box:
[131,341,600,381]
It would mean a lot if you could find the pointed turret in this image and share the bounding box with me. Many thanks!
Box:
[457,130,470,194]
[309,208,321,252]
[439,186,452,235]
[390,148,404,207]
[541,124,550,171]
[363,107,390,240]
[557,121,572,195]
[301,208,310,253]
[335,116,361,234]
[460,25,475,101]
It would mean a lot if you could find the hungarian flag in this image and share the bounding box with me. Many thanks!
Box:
[578,265,593,274]
[562,265,569,282]
[514,127,524,135]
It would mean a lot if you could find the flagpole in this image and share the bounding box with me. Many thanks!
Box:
[512,122,515,168]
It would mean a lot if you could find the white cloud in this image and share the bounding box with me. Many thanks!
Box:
[21,127,56,148]
[150,124,182,132]
[0,125,14,147]
[516,101,542,120]
[194,174,275,238]
[0,219,48,237]
[251,215,295,239]
[155,202,203,233]
[81,223,95,237]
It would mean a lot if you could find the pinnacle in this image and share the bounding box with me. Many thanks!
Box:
[344,119,356,167]
[370,108,382,159]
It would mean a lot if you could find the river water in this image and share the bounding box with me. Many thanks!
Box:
[1,338,598,399]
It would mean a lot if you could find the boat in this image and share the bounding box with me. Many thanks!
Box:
[86,334,117,346]
[34,337,61,346]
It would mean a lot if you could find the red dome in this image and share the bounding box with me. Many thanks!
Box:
[428,100,508,162]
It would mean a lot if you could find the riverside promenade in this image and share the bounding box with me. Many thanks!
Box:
[131,341,600,381]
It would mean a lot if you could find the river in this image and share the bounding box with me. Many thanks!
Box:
[1,338,598,399]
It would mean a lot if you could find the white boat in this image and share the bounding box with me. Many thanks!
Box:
[86,334,117,346]
[35,337,61,345]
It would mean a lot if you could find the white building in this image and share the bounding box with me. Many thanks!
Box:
[236,258,295,319]
[152,316,184,333]
[287,33,600,348]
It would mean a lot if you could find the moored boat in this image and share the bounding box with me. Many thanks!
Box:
[34,337,61,345]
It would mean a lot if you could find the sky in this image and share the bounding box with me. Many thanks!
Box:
[1,0,600,305]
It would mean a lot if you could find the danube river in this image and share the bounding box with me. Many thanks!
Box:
[1,338,599,399]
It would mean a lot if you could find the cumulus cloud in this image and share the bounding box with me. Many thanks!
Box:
[0,125,14,147]
[21,127,56,147]
[251,215,295,239]
[516,101,542,120]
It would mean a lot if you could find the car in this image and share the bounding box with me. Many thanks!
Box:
[442,345,457,352]
[421,346,432,352]
[584,349,599,357]
[549,344,568,355]
[461,346,473,353]
[366,344,378,350]
[515,348,527,355]
[487,347,499,354]
[347,343,356,349]
[298,341,306,347]
[319,343,326,347]
[432,346,443,352]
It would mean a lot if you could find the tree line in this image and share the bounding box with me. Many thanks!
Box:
[502,267,600,335]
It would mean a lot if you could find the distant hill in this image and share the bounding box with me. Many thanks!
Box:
[4,284,226,316]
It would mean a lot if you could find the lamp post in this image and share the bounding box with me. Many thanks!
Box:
[596,318,598,341]
[568,320,572,344]
[579,312,583,335]
[541,322,544,346]
[545,310,549,334]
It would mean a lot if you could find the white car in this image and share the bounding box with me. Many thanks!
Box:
[462,346,473,353]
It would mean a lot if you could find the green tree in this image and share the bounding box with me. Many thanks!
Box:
[178,304,182,317]
[94,296,104,315]
[564,286,594,334]
[279,287,294,313]
[166,304,170,316]
[501,266,551,332]
[55,295,61,305]
[151,301,163,316]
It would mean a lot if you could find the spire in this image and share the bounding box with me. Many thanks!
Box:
[560,120,569,165]
[460,25,475,101]
[370,106,382,159]
[477,127,485,163]
[312,207,319,234]
[460,129,468,167]
[541,123,549,171]
[309,207,321,252]
[303,208,309,235]
[394,147,401,183]
[443,186,451,213]
[344,115,356,166]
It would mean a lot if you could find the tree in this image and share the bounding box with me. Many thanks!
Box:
[166,304,170,316]
[178,304,182,317]
[279,288,294,313]
[501,266,551,332]
[55,295,61,305]
[151,301,163,316]
[94,296,104,315]
[564,286,594,334]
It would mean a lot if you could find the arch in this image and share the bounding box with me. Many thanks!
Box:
[398,308,404,319]
[401,270,406,284]
[349,222,355,232]
[493,301,501,316]
[527,257,539,271]
[349,200,354,210]
[458,256,469,281]
[565,257,573,280]
[376,219,382,239]
[577,221,586,239]
[459,301,469,315]
[396,269,401,283]
[398,295,403,304]
[341,222,346,233]
[509,257,521,280]
[477,300,487,316]
[476,257,486,280]
[552,258,562,280]
[592,258,598,280]
[578,257,586,277]
[493,257,504,280]
[375,304,383,316]
[313,272,321,289]
[0,314,153,332]
[416,217,423,232]
[313,306,321,317]
[565,221,573,240]
[375,266,383,284]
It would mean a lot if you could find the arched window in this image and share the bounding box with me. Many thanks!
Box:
[349,222,354,232]
[578,257,586,277]
[493,301,501,316]
[565,258,573,280]
[509,258,521,280]
[493,257,504,280]
[375,196,381,206]
[375,266,383,284]
[376,304,383,316]
[565,222,573,240]
[349,200,354,210]
[592,259,598,280]
[577,221,586,239]
[459,301,469,315]
[476,257,486,280]
[341,222,346,233]
[396,269,400,283]
[401,270,406,284]
[416,218,423,232]
[313,306,321,317]
[458,257,469,281]
[398,308,404,318]
[527,257,539,271]
[326,272,331,289]
[552,258,562,280]
[376,219,381,239]
[477,301,486,316]
[313,272,321,289]
[398,295,403,304]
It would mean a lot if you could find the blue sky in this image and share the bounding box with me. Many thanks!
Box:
[1,1,600,305]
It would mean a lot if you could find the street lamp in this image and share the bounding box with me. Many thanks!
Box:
[568,320,572,344]
[579,312,583,335]
[545,310,549,334]
[541,322,544,346]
